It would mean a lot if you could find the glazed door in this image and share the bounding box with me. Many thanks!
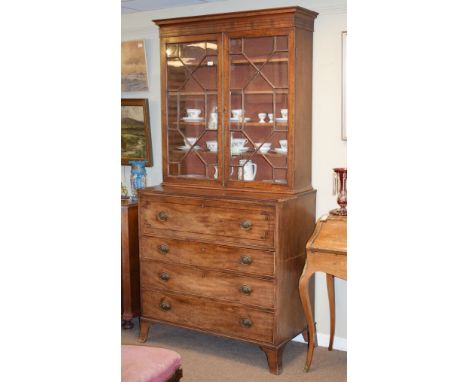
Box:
[161,35,223,185]
[224,30,293,189]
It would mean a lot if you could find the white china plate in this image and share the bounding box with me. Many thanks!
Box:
[182,117,204,122]
[177,145,201,151]
[230,117,251,122]
[231,147,250,155]
[272,148,288,154]
[275,117,288,122]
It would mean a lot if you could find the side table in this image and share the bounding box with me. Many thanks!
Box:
[299,214,347,371]
[121,199,140,329]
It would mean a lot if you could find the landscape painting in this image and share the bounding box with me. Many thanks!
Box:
[121,99,153,166]
[122,40,149,92]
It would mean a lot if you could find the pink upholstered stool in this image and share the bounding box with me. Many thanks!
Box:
[122,345,182,382]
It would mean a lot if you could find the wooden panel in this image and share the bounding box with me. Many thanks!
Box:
[140,236,274,276]
[308,252,347,280]
[140,196,275,247]
[141,260,275,309]
[274,191,316,343]
[293,27,313,191]
[121,201,140,322]
[141,289,274,343]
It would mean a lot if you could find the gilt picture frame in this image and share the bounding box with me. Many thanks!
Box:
[121,98,153,167]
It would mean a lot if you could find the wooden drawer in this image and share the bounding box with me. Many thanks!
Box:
[141,289,274,343]
[141,260,275,309]
[140,236,274,277]
[140,195,275,248]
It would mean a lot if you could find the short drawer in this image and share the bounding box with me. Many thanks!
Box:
[140,236,274,277]
[141,260,274,309]
[140,195,275,248]
[141,289,274,343]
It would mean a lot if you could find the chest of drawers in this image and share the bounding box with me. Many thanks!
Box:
[138,185,316,374]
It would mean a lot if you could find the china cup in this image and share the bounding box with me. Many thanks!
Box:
[280,109,288,119]
[279,139,288,151]
[187,109,202,119]
[206,140,218,152]
[231,109,244,120]
[185,137,197,147]
[231,138,247,154]
[258,113,267,123]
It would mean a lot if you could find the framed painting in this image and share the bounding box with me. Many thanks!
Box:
[121,40,149,92]
[341,31,347,141]
[121,98,153,167]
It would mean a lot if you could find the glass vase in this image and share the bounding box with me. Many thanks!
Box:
[129,160,147,201]
[330,167,347,216]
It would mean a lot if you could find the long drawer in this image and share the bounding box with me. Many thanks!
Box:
[140,236,274,277]
[141,260,275,309]
[141,289,274,343]
[140,195,275,248]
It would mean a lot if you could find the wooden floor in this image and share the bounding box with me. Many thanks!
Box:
[122,320,347,382]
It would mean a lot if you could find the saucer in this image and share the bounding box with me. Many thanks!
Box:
[177,145,201,151]
[230,117,251,122]
[272,148,287,154]
[275,117,288,122]
[231,147,250,155]
[182,117,204,122]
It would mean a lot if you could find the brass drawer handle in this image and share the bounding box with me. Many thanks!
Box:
[158,244,169,254]
[240,220,252,230]
[240,255,252,265]
[240,317,252,328]
[240,284,252,295]
[159,272,170,281]
[157,211,168,222]
[159,300,171,311]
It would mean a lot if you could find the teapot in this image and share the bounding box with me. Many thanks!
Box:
[238,159,257,181]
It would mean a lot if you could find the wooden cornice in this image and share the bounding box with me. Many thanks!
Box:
[153,6,318,37]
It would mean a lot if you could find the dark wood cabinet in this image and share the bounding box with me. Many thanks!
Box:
[138,7,318,374]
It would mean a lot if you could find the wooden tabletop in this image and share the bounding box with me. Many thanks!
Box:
[307,214,347,255]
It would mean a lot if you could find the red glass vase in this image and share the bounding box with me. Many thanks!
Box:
[330,167,347,216]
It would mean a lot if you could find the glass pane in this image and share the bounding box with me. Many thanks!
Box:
[244,37,274,60]
[230,38,242,54]
[167,59,188,91]
[165,40,218,179]
[262,52,288,89]
[228,35,289,185]
[276,36,288,51]
[230,55,257,89]
[193,56,218,90]
[166,44,179,58]
[244,94,273,124]
[179,42,205,71]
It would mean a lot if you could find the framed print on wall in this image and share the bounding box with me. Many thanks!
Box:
[121,40,149,92]
[121,98,153,167]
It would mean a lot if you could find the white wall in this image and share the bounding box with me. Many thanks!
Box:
[122,0,347,348]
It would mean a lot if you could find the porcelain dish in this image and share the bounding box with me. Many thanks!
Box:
[177,145,201,151]
[182,117,204,122]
